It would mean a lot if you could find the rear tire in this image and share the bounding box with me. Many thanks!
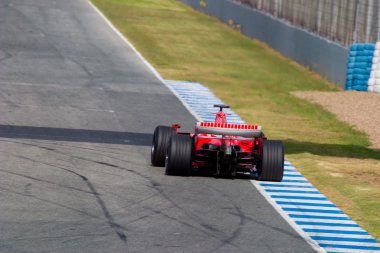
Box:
[165,135,192,176]
[258,140,284,181]
[151,126,176,167]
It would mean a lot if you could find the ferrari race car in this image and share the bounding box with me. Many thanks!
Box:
[151,105,284,181]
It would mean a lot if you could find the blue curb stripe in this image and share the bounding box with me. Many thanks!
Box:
[165,80,380,253]
[276,202,336,207]
[261,184,314,188]
[281,174,304,177]
[290,214,350,220]
[319,243,380,250]
[271,195,328,200]
[284,173,303,176]
[296,221,360,227]
[266,189,320,194]
[283,208,343,214]
[281,179,309,183]
[311,236,377,243]
[325,252,359,253]
[303,229,369,235]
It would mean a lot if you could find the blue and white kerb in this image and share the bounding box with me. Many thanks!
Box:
[166,80,380,253]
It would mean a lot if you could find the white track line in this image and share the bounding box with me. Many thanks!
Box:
[87,1,201,122]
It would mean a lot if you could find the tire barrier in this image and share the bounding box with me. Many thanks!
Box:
[345,43,374,91]
[368,42,380,93]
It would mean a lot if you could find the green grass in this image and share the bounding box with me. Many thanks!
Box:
[92,0,380,239]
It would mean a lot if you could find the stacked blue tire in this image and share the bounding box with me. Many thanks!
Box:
[345,44,374,91]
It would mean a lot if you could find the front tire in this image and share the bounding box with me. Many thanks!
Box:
[151,126,176,167]
[165,135,192,176]
[258,140,284,181]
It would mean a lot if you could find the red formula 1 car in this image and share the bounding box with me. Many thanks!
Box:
[151,105,284,181]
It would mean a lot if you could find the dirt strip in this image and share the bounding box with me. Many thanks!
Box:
[293,91,380,149]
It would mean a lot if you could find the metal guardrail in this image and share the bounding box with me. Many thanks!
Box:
[237,0,380,47]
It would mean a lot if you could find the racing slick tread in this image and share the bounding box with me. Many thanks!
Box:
[165,135,192,176]
[258,140,284,181]
[151,126,176,166]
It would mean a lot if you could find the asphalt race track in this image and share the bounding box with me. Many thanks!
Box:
[0,0,315,252]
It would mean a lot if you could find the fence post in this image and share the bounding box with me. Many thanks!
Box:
[353,0,360,43]
[377,0,380,41]
[365,0,374,42]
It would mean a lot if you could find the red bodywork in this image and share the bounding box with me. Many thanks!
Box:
[174,109,266,175]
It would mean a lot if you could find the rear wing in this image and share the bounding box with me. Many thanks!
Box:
[195,122,262,137]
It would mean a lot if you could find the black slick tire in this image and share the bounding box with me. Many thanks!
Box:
[165,135,192,176]
[258,140,284,182]
[151,126,176,167]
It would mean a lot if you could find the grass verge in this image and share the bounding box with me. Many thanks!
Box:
[92,0,380,239]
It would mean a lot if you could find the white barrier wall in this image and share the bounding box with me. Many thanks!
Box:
[368,42,380,93]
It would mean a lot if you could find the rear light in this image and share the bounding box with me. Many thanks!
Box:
[233,145,241,152]
[202,144,218,150]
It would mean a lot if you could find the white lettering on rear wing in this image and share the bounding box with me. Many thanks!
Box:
[195,122,262,137]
